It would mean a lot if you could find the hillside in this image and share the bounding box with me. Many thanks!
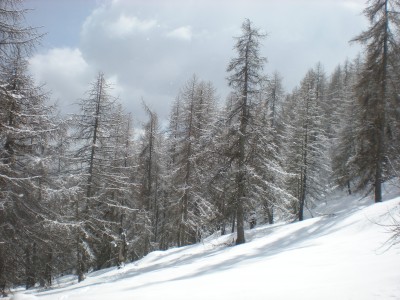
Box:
[9,186,400,300]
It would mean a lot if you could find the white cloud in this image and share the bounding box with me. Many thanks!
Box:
[28,0,367,123]
[108,15,157,37]
[167,26,192,41]
[339,1,364,11]
[30,48,88,78]
[29,48,94,112]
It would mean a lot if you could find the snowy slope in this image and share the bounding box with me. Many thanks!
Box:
[10,189,400,300]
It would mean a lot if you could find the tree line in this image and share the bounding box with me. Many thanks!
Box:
[0,0,399,295]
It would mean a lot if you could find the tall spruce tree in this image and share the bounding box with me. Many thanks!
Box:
[136,102,164,255]
[351,0,400,202]
[282,65,330,221]
[165,75,218,246]
[261,71,287,224]
[69,73,134,280]
[226,19,267,244]
[0,51,59,293]
[0,1,60,294]
[330,59,362,195]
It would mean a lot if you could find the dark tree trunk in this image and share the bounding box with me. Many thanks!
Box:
[231,212,236,234]
[117,215,127,269]
[235,194,245,244]
[44,250,52,287]
[0,245,6,296]
[76,216,85,282]
[299,87,310,221]
[25,243,37,289]
[374,0,389,204]
[265,201,274,225]
[347,180,352,195]
[236,43,250,245]
[86,74,103,202]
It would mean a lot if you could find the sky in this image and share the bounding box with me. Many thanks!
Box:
[25,0,368,123]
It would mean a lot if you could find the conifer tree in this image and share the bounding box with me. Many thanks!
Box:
[0,51,59,292]
[282,65,330,221]
[165,75,218,246]
[136,102,164,255]
[226,19,267,244]
[69,73,134,279]
[351,0,400,202]
[330,59,362,195]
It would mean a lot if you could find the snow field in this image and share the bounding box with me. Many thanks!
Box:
[9,191,400,300]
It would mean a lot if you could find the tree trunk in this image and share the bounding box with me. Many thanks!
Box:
[44,250,52,287]
[25,243,37,289]
[374,0,389,203]
[235,189,245,244]
[117,214,126,269]
[235,37,251,245]
[0,245,6,296]
[86,74,103,202]
[374,126,384,203]
[77,232,84,282]
[236,95,247,244]
[347,179,352,195]
[231,211,236,234]
[76,197,85,282]
[265,201,274,224]
[181,81,195,245]
[299,87,310,221]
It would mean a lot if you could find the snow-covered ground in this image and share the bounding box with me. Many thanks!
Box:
[9,184,400,300]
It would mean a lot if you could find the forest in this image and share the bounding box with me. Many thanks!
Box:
[0,0,399,295]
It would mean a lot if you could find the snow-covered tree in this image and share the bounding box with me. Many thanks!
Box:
[164,75,218,246]
[350,0,400,202]
[0,0,40,65]
[134,102,165,256]
[259,71,288,223]
[282,64,330,221]
[68,73,134,280]
[0,51,59,292]
[225,19,267,244]
[330,59,362,195]
[265,71,285,129]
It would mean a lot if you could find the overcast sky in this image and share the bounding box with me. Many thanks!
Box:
[25,0,367,123]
